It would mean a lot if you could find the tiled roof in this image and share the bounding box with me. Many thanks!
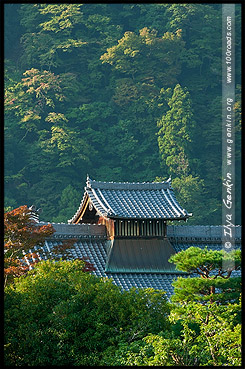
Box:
[105,238,177,273]
[26,238,181,299]
[24,224,241,299]
[69,176,191,223]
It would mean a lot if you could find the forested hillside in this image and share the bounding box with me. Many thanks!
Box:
[4,4,241,224]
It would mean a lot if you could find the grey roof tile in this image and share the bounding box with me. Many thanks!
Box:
[69,177,191,223]
[23,223,241,299]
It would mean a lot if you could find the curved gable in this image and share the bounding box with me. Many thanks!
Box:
[69,176,191,223]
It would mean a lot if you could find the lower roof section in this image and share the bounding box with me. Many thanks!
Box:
[24,223,241,299]
[28,238,182,298]
[105,238,177,273]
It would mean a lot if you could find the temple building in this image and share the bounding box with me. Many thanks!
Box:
[28,177,241,299]
[68,176,191,273]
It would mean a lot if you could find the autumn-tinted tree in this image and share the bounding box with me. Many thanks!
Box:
[4,205,54,286]
[4,205,95,286]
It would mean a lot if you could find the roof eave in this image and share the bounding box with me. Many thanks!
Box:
[106,215,191,221]
[105,268,189,274]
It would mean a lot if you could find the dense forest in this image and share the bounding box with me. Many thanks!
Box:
[4,4,241,224]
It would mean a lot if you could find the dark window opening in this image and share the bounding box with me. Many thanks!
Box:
[115,219,166,237]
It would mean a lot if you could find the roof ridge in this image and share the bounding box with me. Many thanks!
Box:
[86,177,171,191]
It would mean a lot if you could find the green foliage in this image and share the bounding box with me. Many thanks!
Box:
[171,275,241,305]
[4,7,242,365]
[157,84,195,177]
[4,260,170,366]
[156,84,210,224]
[52,185,80,223]
[171,175,203,216]
[169,246,241,304]
[113,300,241,366]
[167,300,241,366]
[110,247,241,366]
[4,4,241,224]
[169,246,241,275]
[101,27,184,86]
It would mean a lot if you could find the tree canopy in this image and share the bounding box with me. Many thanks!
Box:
[4,206,241,366]
[169,246,241,304]
[4,259,170,366]
[4,205,54,286]
[4,205,94,286]
[4,4,241,225]
[106,246,241,366]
